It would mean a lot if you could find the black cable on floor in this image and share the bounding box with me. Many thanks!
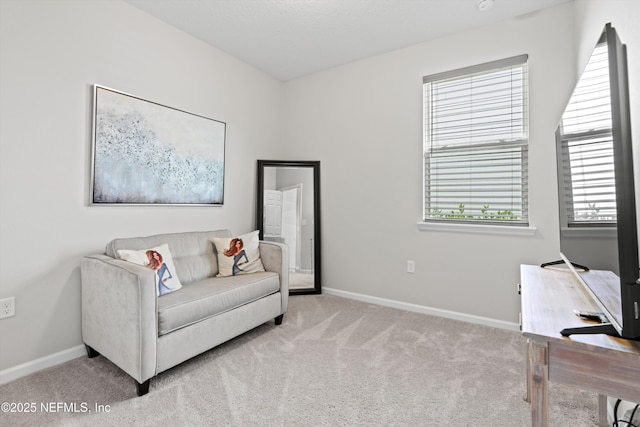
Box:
[613,399,640,427]
[628,404,640,427]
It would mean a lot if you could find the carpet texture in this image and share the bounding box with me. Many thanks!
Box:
[0,294,598,426]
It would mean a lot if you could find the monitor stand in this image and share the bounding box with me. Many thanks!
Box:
[540,259,590,271]
[561,323,620,337]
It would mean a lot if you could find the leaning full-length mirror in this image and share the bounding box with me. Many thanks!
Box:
[257,160,321,294]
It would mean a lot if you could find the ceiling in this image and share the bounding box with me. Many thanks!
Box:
[125,0,571,81]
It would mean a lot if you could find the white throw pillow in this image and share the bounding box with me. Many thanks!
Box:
[212,231,265,277]
[117,243,183,296]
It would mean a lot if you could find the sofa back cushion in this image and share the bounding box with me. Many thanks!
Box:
[106,230,232,284]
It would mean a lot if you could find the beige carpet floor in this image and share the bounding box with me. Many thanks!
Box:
[0,294,598,426]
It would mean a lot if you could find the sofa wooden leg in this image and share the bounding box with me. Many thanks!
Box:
[136,379,151,396]
[85,344,100,358]
[275,314,284,325]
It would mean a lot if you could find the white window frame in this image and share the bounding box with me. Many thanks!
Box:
[421,55,530,229]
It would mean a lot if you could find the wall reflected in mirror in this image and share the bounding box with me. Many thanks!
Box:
[257,160,321,294]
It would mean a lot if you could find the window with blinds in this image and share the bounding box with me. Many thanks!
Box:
[423,55,529,225]
[557,40,615,226]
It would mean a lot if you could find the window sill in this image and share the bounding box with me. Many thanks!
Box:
[560,227,616,239]
[417,221,537,236]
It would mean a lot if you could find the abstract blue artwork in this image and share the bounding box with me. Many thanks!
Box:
[91,85,225,205]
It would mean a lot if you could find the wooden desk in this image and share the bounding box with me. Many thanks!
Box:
[520,264,640,426]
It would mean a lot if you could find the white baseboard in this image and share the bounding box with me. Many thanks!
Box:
[322,287,520,332]
[0,345,86,386]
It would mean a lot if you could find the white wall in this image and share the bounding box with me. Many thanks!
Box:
[281,3,576,323]
[0,0,283,371]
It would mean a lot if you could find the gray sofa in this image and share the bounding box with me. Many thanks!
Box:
[81,230,288,396]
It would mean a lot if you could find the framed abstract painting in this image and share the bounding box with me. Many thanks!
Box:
[91,84,225,205]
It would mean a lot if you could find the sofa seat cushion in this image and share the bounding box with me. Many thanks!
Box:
[157,272,280,336]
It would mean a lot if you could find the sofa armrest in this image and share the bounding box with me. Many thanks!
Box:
[259,241,289,312]
[81,254,157,384]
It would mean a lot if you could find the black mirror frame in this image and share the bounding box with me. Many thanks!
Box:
[256,160,321,295]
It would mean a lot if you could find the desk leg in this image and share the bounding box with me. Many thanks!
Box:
[525,338,531,403]
[598,395,608,427]
[529,340,549,427]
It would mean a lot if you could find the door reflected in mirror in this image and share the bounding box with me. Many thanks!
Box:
[257,160,320,294]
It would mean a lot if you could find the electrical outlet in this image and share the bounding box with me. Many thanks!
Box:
[0,297,15,319]
[407,260,415,274]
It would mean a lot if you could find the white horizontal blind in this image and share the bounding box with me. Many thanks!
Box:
[423,55,529,225]
[558,42,615,226]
